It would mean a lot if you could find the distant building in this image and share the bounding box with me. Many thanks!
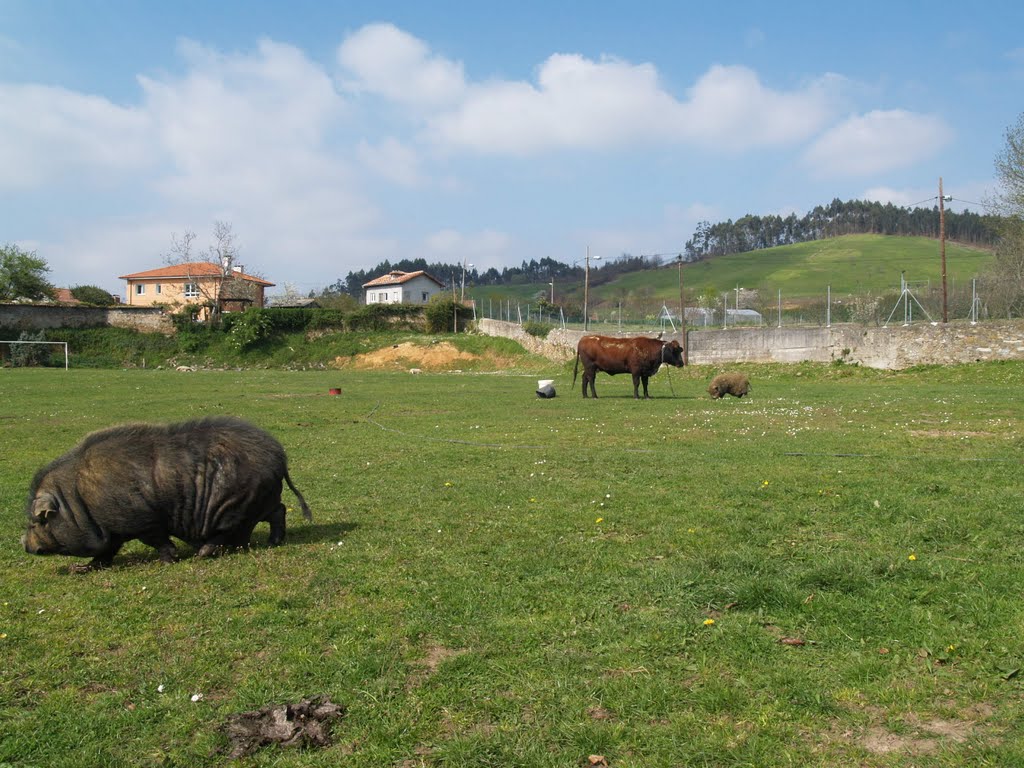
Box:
[362,270,445,305]
[119,261,274,320]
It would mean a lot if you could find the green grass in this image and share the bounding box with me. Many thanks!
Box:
[669,235,990,299]
[467,235,994,311]
[3,360,1024,766]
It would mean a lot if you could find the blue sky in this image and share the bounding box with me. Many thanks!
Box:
[1,1,1021,296]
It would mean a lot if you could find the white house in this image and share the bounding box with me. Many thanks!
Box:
[362,270,445,305]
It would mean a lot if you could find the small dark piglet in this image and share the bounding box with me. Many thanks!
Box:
[22,416,311,571]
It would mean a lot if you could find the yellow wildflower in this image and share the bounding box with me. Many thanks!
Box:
[703,618,715,626]
[908,553,917,561]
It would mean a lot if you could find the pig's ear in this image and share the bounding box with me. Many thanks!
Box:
[31,493,58,522]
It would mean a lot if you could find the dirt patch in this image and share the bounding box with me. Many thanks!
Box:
[335,341,521,372]
[338,341,478,371]
[222,696,346,758]
[861,715,973,756]
[405,640,467,690]
[808,701,996,759]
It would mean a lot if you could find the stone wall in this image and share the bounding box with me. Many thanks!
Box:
[477,318,1024,370]
[0,304,174,335]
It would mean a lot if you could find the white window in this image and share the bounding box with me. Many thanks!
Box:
[183,283,199,298]
[155,284,162,295]
[135,284,145,295]
[421,291,429,302]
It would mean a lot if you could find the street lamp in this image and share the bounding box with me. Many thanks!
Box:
[548,279,554,303]
[574,247,601,331]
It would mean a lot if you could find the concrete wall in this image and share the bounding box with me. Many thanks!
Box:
[477,318,1024,370]
[0,304,174,335]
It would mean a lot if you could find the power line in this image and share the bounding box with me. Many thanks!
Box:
[950,197,996,210]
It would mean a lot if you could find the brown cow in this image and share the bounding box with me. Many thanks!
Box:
[572,335,684,399]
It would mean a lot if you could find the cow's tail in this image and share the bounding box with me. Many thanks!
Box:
[285,470,313,521]
[572,349,580,390]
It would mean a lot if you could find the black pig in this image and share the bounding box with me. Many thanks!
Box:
[22,416,312,571]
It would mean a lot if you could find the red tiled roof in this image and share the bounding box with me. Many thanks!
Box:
[362,269,444,288]
[119,262,275,287]
[54,288,81,304]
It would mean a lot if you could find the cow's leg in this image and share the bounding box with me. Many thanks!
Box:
[641,375,651,399]
[583,365,597,398]
[631,373,641,399]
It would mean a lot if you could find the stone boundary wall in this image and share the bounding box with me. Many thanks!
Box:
[0,304,174,335]
[477,318,1024,370]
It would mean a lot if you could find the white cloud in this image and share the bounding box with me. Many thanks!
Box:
[131,38,391,281]
[357,137,422,186]
[803,109,953,177]
[679,66,842,150]
[0,83,153,188]
[428,54,681,154]
[334,24,844,156]
[428,58,840,155]
[139,38,343,183]
[337,22,466,108]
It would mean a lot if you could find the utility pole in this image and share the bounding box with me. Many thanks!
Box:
[939,177,950,324]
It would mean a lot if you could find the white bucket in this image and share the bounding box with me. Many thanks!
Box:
[538,379,554,389]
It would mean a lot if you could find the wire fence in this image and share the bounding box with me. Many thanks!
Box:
[471,277,993,333]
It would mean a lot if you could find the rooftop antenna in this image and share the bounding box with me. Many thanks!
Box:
[883,271,932,327]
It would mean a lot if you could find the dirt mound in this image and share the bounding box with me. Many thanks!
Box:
[337,342,483,371]
[223,696,346,758]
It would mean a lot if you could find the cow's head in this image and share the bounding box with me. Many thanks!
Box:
[662,340,685,367]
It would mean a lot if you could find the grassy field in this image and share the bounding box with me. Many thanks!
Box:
[467,235,993,314]
[3,357,1024,766]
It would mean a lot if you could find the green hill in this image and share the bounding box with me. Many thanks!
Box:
[469,235,994,314]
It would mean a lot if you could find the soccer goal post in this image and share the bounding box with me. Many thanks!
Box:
[1,340,69,370]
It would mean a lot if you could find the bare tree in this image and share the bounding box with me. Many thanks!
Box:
[162,221,262,322]
[981,113,1024,318]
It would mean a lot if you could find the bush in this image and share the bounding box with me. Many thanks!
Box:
[8,330,49,367]
[522,321,553,338]
[228,309,273,351]
[346,303,423,332]
[253,308,347,332]
[170,304,206,330]
[424,298,473,333]
[70,285,116,306]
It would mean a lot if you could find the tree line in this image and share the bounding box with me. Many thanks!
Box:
[683,198,998,261]
[324,255,596,299]
[325,199,1000,300]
